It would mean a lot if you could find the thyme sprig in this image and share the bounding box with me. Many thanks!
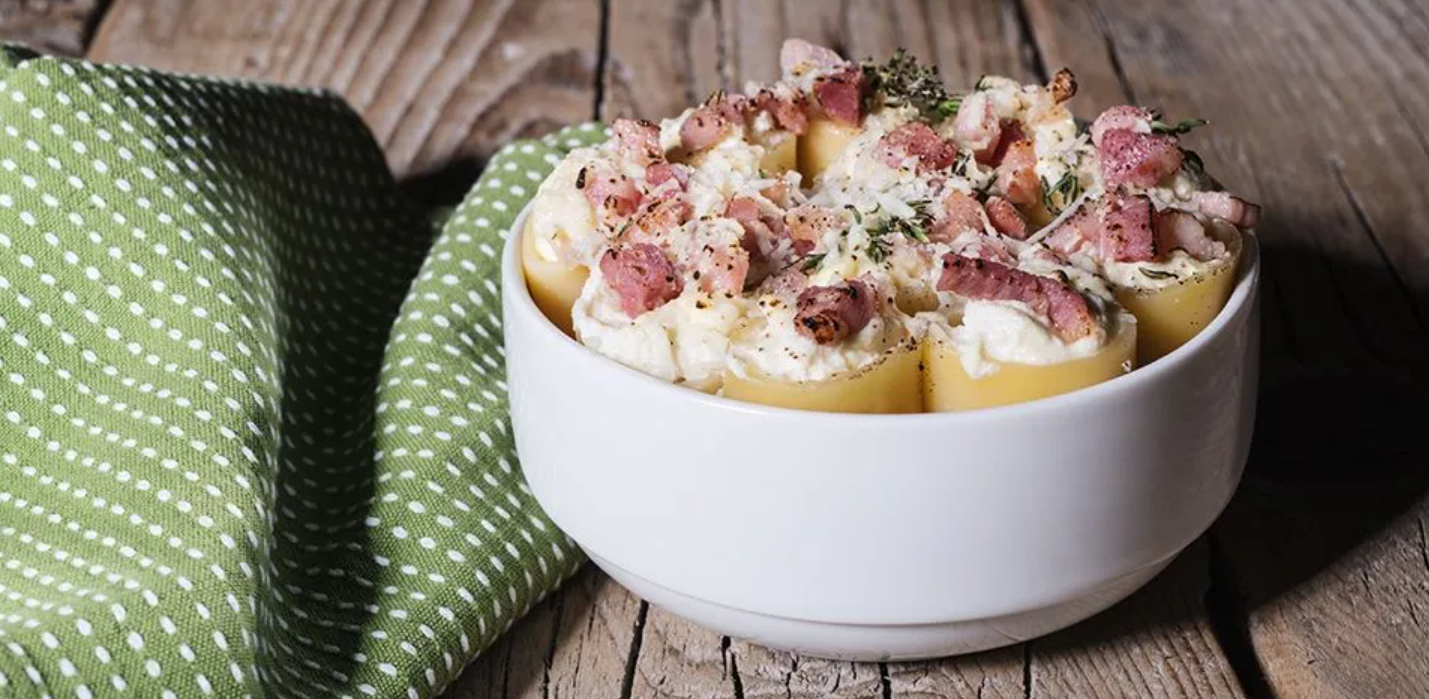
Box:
[1149,116,1209,136]
[864,49,961,122]
[1041,170,1082,214]
[864,200,934,262]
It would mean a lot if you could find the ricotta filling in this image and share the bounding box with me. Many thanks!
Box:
[929,300,1106,378]
[572,265,746,393]
[727,298,908,384]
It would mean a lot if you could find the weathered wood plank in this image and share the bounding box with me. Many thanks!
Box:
[602,0,722,121]
[1031,542,1246,698]
[603,0,1039,122]
[0,0,104,56]
[1024,0,1429,697]
[88,0,602,179]
[444,568,647,699]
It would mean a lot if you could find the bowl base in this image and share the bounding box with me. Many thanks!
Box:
[588,551,1174,661]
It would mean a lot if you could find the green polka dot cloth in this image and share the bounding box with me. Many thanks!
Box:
[0,44,606,698]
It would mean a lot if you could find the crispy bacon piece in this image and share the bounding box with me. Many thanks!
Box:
[1154,209,1227,261]
[1090,106,1155,148]
[982,120,1023,166]
[1098,129,1183,190]
[783,205,845,254]
[724,196,785,267]
[600,244,683,317]
[813,66,866,125]
[754,88,811,135]
[612,118,663,166]
[645,162,690,189]
[932,191,989,242]
[625,197,693,243]
[580,164,641,217]
[780,38,846,76]
[984,196,1028,239]
[1190,191,1261,228]
[1048,68,1078,104]
[1045,202,1102,257]
[794,280,876,344]
[938,254,1096,342]
[995,137,1041,207]
[679,105,735,152]
[1099,194,1156,262]
[876,122,958,172]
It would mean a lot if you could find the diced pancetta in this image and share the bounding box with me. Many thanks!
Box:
[876,122,958,172]
[932,191,989,242]
[1098,128,1182,190]
[938,254,1096,341]
[1098,194,1156,262]
[995,137,1041,207]
[813,66,866,125]
[783,205,846,254]
[794,280,876,344]
[600,244,683,317]
[1154,209,1227,262]
[984,196,1028,239]
[612,118,663,166]
[580,163,642,218]
[1189,191,1261,228]
[1090,106,1154,148]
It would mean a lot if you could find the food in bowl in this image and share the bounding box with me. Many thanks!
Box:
[521,39,1259,411]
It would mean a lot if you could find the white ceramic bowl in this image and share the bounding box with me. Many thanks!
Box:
[502,207,1261,661]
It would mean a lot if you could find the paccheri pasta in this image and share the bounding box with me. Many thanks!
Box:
[522,39,1259,413]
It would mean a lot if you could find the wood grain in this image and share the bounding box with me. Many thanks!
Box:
[602,0,1039,122]
[1030,543,1246,698]
[1023,0,1429,696]
[0,0,104,56]
[448,568,646,699]
[88,0,603,180]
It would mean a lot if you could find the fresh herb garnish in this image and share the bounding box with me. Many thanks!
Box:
[952,150,971,176]
[1041,170,1082,214]
[801,253,826,271]
[844,204,864,224]
[1150,117,1209,136]
[1140,268,1179,281]
[864,200,934,262]
[864,49,962,123]
[865,236,890,263]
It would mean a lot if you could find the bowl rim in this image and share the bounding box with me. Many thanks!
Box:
[501,203,1261,424]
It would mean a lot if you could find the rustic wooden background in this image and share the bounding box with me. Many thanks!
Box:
[12,0,1428,696]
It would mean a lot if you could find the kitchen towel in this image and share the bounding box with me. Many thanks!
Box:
[0,44,605,698]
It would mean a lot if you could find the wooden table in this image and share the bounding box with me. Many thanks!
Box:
[13,0,1428,696]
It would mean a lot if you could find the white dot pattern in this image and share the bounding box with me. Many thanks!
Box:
[0,46,599,698]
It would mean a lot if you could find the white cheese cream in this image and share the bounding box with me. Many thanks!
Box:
[727,296,912,384]
[925,248,1120,378]
[527,147,602,265]
[925,302,1105,379]
[1102,219,1239,291]
[572,264,747,393]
